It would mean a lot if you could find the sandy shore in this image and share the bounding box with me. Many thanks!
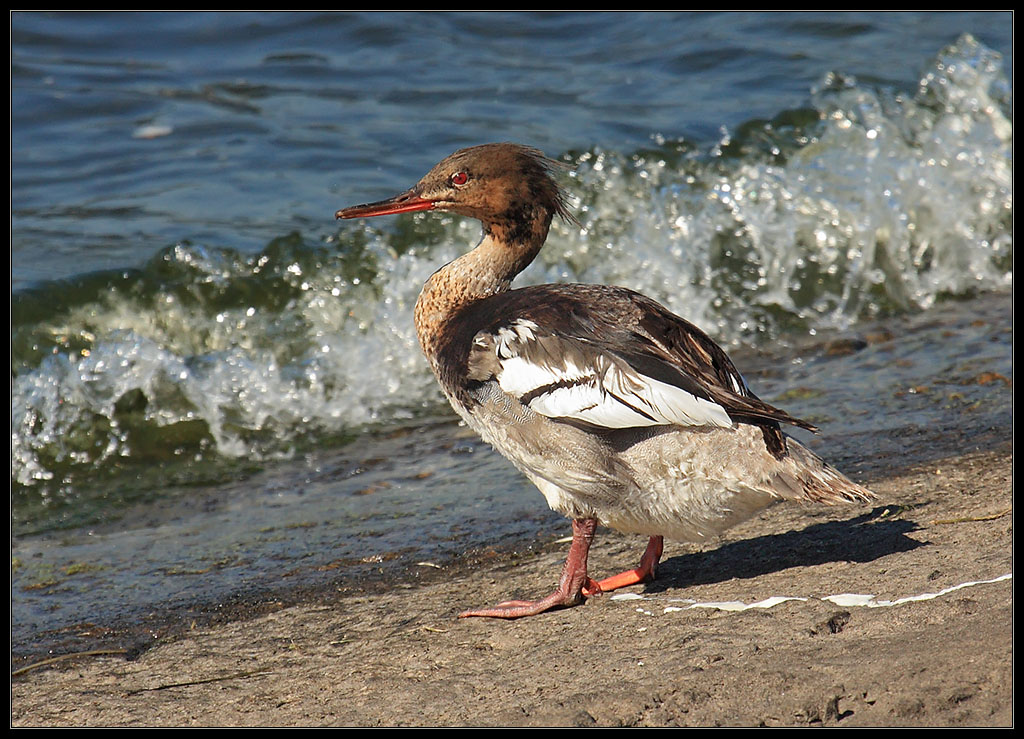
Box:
[12,436,1011,726]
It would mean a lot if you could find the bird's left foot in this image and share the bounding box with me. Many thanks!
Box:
[458,587,589,619]
[457,526,665,618]
[459,518,600,620]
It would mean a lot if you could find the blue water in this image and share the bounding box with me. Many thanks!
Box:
[10,12,1013,656]
[11,12,1012,286]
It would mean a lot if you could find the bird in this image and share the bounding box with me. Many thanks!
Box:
[335,142,875,619]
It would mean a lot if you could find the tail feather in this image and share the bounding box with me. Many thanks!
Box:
[774,437,876,505]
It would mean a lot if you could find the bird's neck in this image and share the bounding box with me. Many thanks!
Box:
[414,209,553,362]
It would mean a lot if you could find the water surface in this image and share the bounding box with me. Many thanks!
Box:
[11,12,1012,657]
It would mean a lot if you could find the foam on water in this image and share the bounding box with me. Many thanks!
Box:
[10,35,1012,501]
[542,34,1011,341]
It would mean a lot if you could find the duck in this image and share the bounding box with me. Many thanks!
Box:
[336,142,875,619]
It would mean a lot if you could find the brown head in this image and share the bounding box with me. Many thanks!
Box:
[335,143,577,243]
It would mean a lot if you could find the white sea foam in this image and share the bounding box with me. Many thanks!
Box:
[10,36,1012,490]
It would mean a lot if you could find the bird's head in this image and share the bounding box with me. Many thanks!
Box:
[336,143,577,233]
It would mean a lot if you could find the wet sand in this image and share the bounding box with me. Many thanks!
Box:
[12,435,1012,726]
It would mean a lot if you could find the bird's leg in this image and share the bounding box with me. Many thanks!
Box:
[459,518,600,619]
[583,535,663,596]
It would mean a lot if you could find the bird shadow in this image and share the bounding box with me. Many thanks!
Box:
[643,507,923,593]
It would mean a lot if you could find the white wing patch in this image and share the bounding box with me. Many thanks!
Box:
[486,320,733,430]
[494,319,539,354]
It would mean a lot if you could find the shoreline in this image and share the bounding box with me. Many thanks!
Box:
[12,291,1012,726]
[12,290,1011,666]
[12,439,1012,726]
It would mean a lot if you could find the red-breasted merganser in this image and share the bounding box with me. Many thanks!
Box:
[336,143,875,619]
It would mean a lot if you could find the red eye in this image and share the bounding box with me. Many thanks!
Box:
[450,171,468,186]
